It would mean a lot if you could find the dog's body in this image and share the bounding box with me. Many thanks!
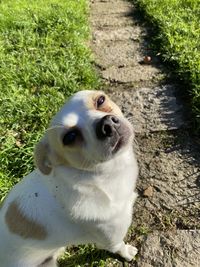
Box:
[0,90,138,267]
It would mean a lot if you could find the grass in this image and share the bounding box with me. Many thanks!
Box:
[0,0,99,199]
[135,0,200,128]
[59,245,117,267]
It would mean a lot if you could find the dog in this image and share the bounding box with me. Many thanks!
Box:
[0,90,138,267]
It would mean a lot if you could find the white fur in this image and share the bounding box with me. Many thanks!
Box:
[0,90,138,267]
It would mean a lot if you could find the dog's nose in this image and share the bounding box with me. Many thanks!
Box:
[96,115,120,140]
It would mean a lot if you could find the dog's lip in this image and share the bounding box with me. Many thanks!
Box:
[112,137,124,154]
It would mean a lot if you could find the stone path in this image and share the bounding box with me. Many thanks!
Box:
[90,0,200,266]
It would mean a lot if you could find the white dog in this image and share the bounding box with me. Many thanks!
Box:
[0,90,138,267]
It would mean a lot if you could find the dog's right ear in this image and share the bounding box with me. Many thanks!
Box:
[34,137,52,175]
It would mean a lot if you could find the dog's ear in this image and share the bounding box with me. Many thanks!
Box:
[34,137,52,175]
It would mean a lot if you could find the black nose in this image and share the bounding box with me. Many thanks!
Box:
[96,115,120,140]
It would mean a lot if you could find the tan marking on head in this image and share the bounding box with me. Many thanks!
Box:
[85,91,122,116]
[97,103,113,113]
[84,91,99,110]
[5,200,47,240]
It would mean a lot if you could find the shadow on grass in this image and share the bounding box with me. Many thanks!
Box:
[58,246,127,267]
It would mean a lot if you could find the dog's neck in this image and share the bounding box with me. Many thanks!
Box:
[37,147,137,221]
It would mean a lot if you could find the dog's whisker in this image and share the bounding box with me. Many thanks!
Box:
[126,117,136,125]
[46,125,65,132]
[133,137,139,147]
[79,158,93,172]
[126,116,134,121]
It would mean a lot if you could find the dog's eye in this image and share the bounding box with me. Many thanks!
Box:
[97,95,105,108]
[62,129,79,146]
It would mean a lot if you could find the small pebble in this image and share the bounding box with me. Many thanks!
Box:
[143,186,154,197]
[143,55,152,64]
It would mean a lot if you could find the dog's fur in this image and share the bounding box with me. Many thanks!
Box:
[0,90,138,267]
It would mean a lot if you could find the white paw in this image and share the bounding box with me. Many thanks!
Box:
[123,245,138,261]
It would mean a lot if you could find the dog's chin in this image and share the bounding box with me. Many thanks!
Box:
[100,135,131,162]
[112,125,133,154]
[69,138,130,172]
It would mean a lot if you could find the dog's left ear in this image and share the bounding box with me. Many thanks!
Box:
[34,136,52,175]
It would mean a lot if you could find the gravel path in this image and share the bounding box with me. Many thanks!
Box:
[90,0,200,266]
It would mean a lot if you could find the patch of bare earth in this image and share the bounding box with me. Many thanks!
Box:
[90,0,200,266]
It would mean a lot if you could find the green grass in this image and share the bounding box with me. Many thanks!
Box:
[0,0,99,199]
[136,0,200,128]
[59,245,118,267]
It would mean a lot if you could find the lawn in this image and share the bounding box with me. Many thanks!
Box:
[136,0,200,128]
[0,0,98,199]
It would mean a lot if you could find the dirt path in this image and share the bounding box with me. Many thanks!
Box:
[90,0,200,266]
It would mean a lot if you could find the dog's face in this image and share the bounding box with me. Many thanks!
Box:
[35,90,134,174]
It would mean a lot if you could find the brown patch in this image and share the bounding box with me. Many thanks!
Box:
[86,91,122,116]
[93,93,112,113]
[90,92,122,115]
[98,104,113,113]
[5,200,47,240]
[85,95,96,110]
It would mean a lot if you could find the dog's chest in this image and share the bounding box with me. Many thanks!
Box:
[47,165,136,222]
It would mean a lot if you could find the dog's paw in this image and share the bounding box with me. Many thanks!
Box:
[120,244,138,262]
[126,245,138,261]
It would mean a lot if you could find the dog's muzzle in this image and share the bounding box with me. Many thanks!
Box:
[95,115,130,153]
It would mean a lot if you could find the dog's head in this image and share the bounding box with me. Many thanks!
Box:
[35,90,134,174]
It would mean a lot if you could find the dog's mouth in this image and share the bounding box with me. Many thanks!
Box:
[112,137,124,154]
[95,115,132,157]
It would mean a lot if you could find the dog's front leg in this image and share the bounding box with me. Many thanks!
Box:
[38,256,57,267]
[39,247,65,267]
[107,241,138,262]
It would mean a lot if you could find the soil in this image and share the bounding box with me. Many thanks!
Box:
[90,0,200,266]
